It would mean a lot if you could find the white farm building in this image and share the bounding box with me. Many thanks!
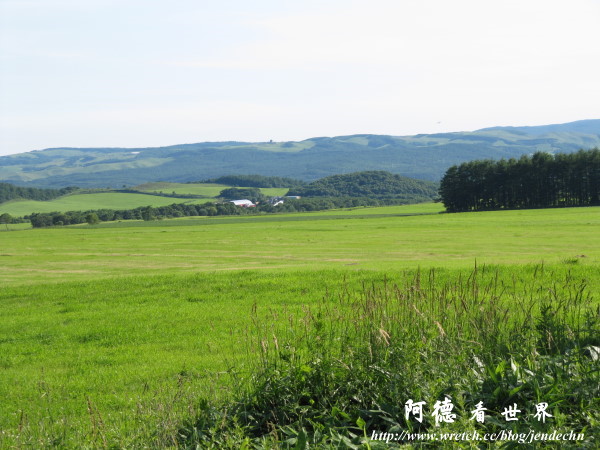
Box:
[229,199,255,207]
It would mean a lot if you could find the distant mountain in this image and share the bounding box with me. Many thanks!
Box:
[1,120,599,188]
[477,119,600,136]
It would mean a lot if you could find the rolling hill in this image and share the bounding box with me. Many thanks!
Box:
[0,170,436,218]
[1,119,599,188]
[0,182,291,217]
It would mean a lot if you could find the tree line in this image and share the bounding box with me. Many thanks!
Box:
[439,149,600,212]
[0,183,78,203]
[27,196,413,228]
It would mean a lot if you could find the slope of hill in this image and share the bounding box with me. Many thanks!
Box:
[1,120,599,188]
[0,181,290,217]
[0,192,214,217]
[288,171,437,200]
[477,119,600,136]
[0,170,435,219]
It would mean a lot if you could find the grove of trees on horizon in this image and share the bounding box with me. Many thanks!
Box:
[3,149,600,228]
[439,149,600,212]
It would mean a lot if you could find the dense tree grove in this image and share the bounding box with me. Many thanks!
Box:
[0,183,78,203]
[287,171,438,200]
[219,187,265,203]
[439,149,600,212]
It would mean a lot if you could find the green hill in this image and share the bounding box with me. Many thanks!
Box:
[0,192,215,217]
[1,169,435,218]
[1,120,599,188]
[288,171,438,200]
[0,181,290,217]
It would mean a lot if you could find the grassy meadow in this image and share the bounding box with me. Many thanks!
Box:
[1,203,598,286]
[0,203,599,447]
[0,192,213,217]
[133,182,289,198]
[133,182,232,196]
[0,183,289,218]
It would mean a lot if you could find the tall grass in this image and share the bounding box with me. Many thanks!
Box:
[181,266,599,448]
[1,265,597,447]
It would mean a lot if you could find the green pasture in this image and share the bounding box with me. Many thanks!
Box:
[0,270,368,446]
[0,192,214,217]
[0,222,31,231]
[2,265,598,447]
[259,187,289,197]
[132,182,289,198]
[310,201,444,215]
[133,182,230,197]
[1,204,598,286]
[0,184,290,217]
[0,204,599,447]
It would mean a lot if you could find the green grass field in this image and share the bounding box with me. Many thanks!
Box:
[1,204,598,286]
[0,203,598,447]
[133,182,230,197]
[0,192,215,217]
[0,184,289,217]
[133,182,289,198]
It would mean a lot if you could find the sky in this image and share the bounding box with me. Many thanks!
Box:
[1,0,599,156]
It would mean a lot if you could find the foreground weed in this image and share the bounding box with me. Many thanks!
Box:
[180,266,599,448]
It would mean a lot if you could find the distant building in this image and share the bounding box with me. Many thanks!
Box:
[229,199,255,207]
[285,196,301,199]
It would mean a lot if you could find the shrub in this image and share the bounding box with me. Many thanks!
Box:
[180,267,599,448]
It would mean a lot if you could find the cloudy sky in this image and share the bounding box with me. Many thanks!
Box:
[1,0,599,156]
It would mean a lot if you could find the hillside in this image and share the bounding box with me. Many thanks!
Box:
[0,170,435,219]
[288,171,437,200]
[1,120,599,188]
[0,181,290,217]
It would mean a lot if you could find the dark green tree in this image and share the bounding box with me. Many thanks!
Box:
[141,206,155,221]
[219,187,265,203]
[439,149,600,212]
[85,213,100,225]
[0,212,11,230]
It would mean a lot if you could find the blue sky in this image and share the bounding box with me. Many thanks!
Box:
[1,0,599,156]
